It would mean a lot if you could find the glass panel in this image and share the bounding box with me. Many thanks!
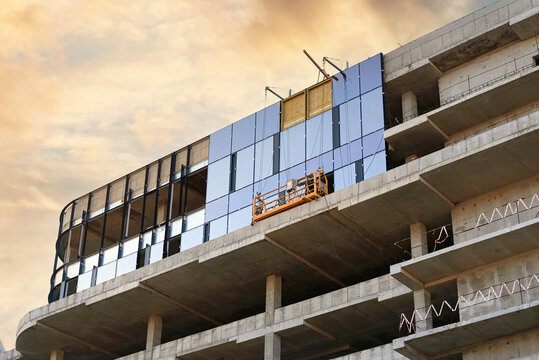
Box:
[333,64,360,107]
[150,242,164,264]
[109,178,125,209]
[116,253,137,277]
[206,156,230,202]
[236,145,254,190]
[350,138,363,162]
[209,125,232,163]
[90,187,107,216]
[254,137,274,182]
[339,97,361,144]
[280,122,305,171]
[209,216,228,241]
[122,236,139,257]
[96,261,117,285]
[169,217,183,237]
[155,225,166,243]
[334,163,356,192]
[174,148,188,177]
[129,168,146,198]
[254,174,279,197]
[279,162,305,186]
[228,206,252,233]
[360,53,382,95]
[159,156,171,186]
[102,245,119,265]
[232,114,255,153]
[83,253,99,272]
[205,196,228,223]
[147,162,159,191]
[190,138,209,167]
[306,151,333,174]
[362,129,384,157]
[333,144,351,170]
[142,229,153,247]
[364,151,387,180]
[77,271,92,292]
[229,185,253,213]
[361,86,384,136]
[256,102,280,141]
[181,226,204,251]
[306,110,332,160]
[62,204,72,232]
[307,79,332,119]
[66,261,79,279]
[73,195,89,224]
[185,208,205,231]
[281,91,306,130]
[54,269,64,286]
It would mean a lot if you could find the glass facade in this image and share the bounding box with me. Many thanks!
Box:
[50,53,388,303]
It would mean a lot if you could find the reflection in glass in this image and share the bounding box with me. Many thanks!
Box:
[209,216,228,241]
[254,174,279,197]
[232,114,255,153]
[334,163,356,192]
[77,271,92,292]
[306,111,332,160]
[361,87,384,136]
[209,125,232,163]
[279,163,305,186]
[340,97,361,144]
[306,151,333,174]
[150,242,164,264]
[185,208,205,231]
[116,253,137,277]
[181,226,204,251]
[360,54,382,95]
[363,151,387,180]
[280,122,305,171]
[333,144,350,170]
[229,185,253,213]
[362,129,384,157]
[96,261,117,285]
[256,102,280,142]
[332,64,360,107]
[350,138,363,162]
[254,137,274,182]
[206,156,230,202]
[235,145,254,190]
[205,196,228,223]
[228,206,252,233]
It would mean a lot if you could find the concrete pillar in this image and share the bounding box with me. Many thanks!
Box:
[264,333,281,360]
[414,289,433,332]
[50,350,64,360]
[410,222,428,258]
[146,315,163,351]
[402,91,418,121]
[265,274,282,326]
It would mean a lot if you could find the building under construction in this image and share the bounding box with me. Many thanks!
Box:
[2,0,539,359]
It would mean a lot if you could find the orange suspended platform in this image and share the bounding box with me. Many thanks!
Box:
[252,169,328,223]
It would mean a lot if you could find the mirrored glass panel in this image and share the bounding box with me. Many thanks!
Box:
[254,136,274,182]
[363,151,387,180]
[235,145,254,190]
[77,271,92,292]
[102,245,119,265]
[229,185,253,213]
[181,226,204,251]
[333,144,350,170]
[256,102,280,141]
[350,138,362,162]
[279,162,305,186]
[361,87,384,136]
[209,216,228,241]
[185,208,205,231]
[334,163,356,192]
[306,110,332,160]
[333,64,360,107]
[116,253,137,277]
[150,242,164,264]
[122,236,139,257]
[280,122,305,171]
[209,125,232,163]
[96,261,117,285]
[360,53,382,95]
[206,156,230,202]
[205,196,228,223]
[362,129,384,157]
[306,151,333,174]
[254,174,279,197]
[232,114,255,153]
[340,97,361,145]
[228,206,252,233]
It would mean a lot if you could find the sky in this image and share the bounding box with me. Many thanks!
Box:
[0,0,496,350]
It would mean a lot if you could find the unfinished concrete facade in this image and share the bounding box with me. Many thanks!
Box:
[3,0,539,359]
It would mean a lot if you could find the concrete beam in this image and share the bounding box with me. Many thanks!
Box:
[303,321,336,341]
[327,209,383,252]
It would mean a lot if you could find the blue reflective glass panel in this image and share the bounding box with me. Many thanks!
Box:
[254,174,278,197]
[306,110,332,160]
[364,151,387,180]
[236,145,254,190]
[209,216,227,241]
[333,64,360,107]
[333,144,350,170]
[206,156,230,202]
[280,122,305,171]
[361,87,384,136]
[306,151,333,174]
[228,206,252,233]
[350,138,362,162]
[205,196,228,223]
[256,102,280,142]
[181,226,204,251]
[229,185,253,213]
[208,125,232,163]
[360,53,382,95]
[334,163,356,192]
[362,129,384,158]
[254,137,273,182]
[232,114,255,153]
[339,97,361,145]
[279,162,305,186]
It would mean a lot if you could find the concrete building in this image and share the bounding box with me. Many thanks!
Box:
[2,0,539,359]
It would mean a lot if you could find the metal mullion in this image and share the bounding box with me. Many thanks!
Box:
[182,146,191,216]
[153,160,162,228]
[80,193,93,256]
[120,175,130,240]
[165,152,176,240]
[99,184,111,249]
[140,165,150,233]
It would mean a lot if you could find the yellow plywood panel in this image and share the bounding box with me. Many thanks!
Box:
[307,79,332,119]
[281,91,306,130]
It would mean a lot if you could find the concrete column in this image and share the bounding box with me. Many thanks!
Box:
[265,274,282,326]
[413,289,433,332]
[410,222,428,258]
[264,333,281,360]
[50,350,64,360]
[402,91,418,121]
[146,315,163,351]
